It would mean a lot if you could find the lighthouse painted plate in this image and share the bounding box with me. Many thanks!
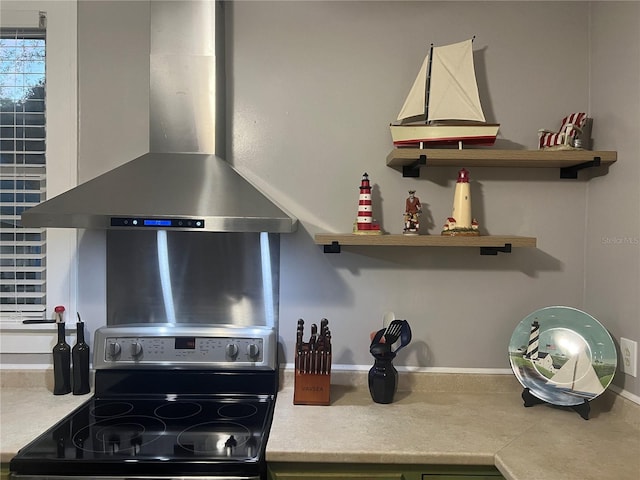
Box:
[508,306,617,406]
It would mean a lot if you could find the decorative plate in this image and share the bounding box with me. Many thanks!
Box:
[508,306,617,406]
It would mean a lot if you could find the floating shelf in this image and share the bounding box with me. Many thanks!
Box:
[314,234,537,255]
[386,149,617,178]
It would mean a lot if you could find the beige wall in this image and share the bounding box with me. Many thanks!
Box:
[5,1,638,399]
[229,1,639,397]
[586,2,640,396]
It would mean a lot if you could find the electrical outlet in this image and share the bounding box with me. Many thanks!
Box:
[620,337,638,377]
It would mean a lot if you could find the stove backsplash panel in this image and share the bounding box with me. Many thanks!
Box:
[107,230,280,327]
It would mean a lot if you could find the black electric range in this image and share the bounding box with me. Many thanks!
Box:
[9,325,279,480]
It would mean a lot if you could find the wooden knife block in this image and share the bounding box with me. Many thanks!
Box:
[293,371,331,406]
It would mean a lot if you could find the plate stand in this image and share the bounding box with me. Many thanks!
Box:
[521,388,591,420]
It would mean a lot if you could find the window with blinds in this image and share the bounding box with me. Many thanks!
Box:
[0,27,47,321]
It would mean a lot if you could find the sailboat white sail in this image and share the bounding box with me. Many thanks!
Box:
[547,349,604,397]
[391,39,499,148]
[397,54,430,122]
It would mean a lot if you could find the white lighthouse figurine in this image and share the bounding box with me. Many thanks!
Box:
[353,173,381,235]
[441,168,480,236]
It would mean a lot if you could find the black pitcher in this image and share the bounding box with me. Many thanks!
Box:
[368,343,398,404]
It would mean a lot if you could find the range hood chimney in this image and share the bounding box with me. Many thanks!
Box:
[21,1,297,233]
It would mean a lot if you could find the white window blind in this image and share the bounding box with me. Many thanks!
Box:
[0,17,47,321]
[0,4,76,358]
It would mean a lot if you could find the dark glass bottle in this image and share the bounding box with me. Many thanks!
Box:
[52,323,71,395]
[72,321,90,395]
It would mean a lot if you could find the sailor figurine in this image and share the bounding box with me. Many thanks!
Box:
[403,190,422,235]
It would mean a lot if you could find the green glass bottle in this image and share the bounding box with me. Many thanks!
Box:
[53,322,71,395]
[72,320,90,395]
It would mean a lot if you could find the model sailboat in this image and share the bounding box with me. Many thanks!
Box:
[390,39,499,148]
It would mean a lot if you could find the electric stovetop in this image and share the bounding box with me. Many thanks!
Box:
[11,393,274,476]
[10,325,279,478]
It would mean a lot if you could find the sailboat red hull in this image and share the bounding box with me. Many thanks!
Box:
[390,123,500,147]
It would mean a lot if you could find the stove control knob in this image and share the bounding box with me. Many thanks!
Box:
[130,342,143,359]
[226,343,239,360]
[107,341,121,360]
[247,343,260,360]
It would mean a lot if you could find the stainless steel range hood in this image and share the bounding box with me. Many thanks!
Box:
[21,1,297,233]
[21,152,296,232]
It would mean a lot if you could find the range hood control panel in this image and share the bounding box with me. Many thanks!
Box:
[111,217,205,228]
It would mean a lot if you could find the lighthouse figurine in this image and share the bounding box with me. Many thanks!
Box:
[441,168,480,236]
[353,173,382,235]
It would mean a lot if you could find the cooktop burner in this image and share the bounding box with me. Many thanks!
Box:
[27,396,272,462]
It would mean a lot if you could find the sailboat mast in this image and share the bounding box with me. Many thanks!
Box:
[424,43,434,124]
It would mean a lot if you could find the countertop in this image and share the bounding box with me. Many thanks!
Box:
[0,371,89,463]
[268,371,640,480]
[1,370,639,480]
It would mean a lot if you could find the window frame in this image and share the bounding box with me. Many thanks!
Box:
[0,1,77,353]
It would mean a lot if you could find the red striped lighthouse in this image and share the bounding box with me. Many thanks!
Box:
[354,173,381,235]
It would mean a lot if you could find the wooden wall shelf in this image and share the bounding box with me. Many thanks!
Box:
[314,234,537,255]
[386,149,617,178]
